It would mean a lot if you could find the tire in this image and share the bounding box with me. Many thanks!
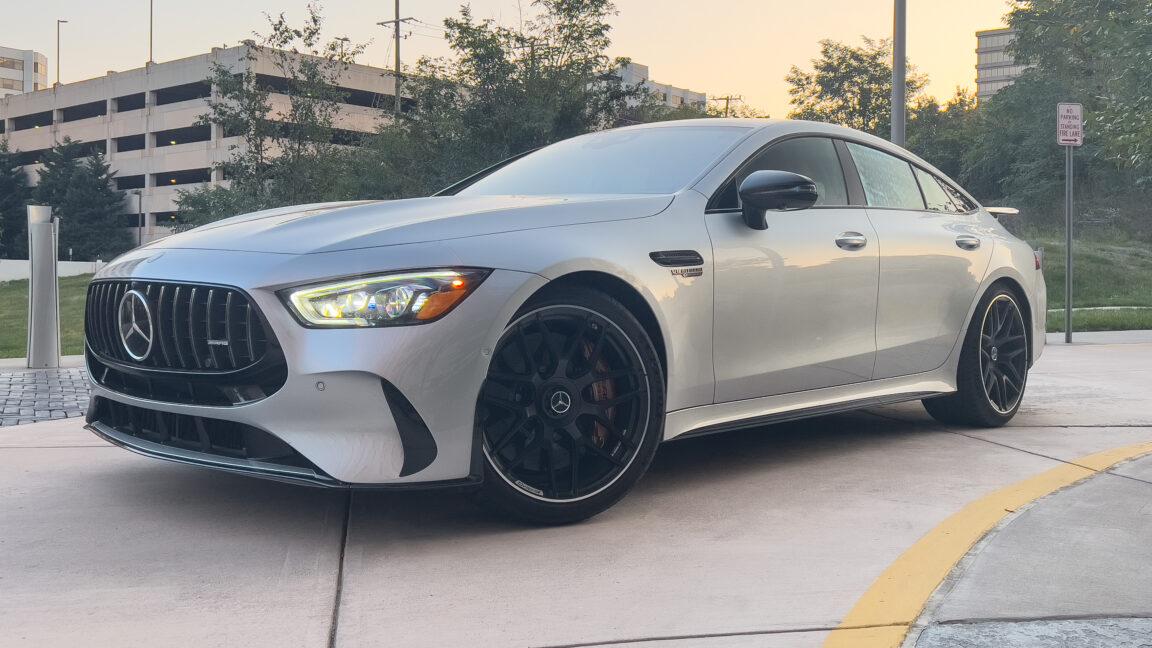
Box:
[923,286,1030,427]
[474,287,665,524]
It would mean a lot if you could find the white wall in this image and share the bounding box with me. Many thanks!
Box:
[0,260,105,282]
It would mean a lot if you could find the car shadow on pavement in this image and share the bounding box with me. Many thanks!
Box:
[347,407,939,536]
[69,405,938,540]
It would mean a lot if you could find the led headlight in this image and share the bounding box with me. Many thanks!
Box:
[284,269,491,327]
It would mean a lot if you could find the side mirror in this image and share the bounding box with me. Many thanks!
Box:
[738,170,819,230]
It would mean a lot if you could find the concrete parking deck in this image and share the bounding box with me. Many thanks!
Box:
[1,334,1150,647]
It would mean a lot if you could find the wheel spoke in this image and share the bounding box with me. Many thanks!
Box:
[568,436,581,495]
[593,414,635,449]
[491,416,530,454]
[591,389,645,410]
[581,436,626,467]
[535,315,563,375]
[545,444,559,496]
[514,326,535,373]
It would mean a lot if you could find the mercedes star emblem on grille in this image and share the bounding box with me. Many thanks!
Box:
[117,289,154,361]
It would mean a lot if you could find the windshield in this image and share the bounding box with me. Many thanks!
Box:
[457,126,751,196]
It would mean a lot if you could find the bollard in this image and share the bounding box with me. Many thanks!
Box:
[27,205,61,369]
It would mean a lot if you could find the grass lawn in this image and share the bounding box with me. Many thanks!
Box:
[0,274,92,359]
[1,235,1150,358]
[1022,235,1152,333]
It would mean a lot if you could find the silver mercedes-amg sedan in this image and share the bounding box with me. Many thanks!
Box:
[84,119,1045,523]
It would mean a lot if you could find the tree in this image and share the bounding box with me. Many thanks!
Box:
[0,140,32,258]
[178,3,365,224]
[351,0,648,199]
[1007,0,1152,173]
[786,37,926,138]
[33,138,132,261]
[906,88,978,180]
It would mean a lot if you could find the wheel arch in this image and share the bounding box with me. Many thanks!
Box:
[524,271,668,385]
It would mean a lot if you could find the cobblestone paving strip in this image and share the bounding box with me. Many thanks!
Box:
[0,368,90,427]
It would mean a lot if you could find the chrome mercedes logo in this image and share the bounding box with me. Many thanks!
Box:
[549,390,572,416]
[117,289,154,361]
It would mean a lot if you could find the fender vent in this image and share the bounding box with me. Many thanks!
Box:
[649,250,704,267]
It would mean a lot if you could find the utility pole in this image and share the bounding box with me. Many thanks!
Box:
[149,0,154,63]
[377,3,414,117]
[891,0,907,146]
[56,19,68,85]
[709,95,743,118]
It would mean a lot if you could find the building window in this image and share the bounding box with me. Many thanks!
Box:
[116,175,146,190]
[153,124,212,147]
[153,168,212,186]
[34,62,44,74]
[15,149,48,166]
[115,134,146,152]
[0,57,23,71]
[115,93,146,112]
[12,110,52,130]
[0,78,24,91]
[61,100,108,122]
[154,82,211,106]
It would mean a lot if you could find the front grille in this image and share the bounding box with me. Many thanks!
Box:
[88,396,322,472]
[85,280,288,406]
[86,280,268,371]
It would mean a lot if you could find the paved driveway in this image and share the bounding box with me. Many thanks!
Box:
[2,336,1150,648]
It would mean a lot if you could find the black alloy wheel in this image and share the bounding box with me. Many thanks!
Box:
[979,294,1029,414]
[923,287,1029,427]
[475,288,664,524]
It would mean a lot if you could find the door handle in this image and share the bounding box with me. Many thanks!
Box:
[955,235,982,251]
[835,232,868,250]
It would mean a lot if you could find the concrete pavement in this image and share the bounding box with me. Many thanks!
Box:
[1,335,1150,647]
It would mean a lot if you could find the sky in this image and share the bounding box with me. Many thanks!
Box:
[2,0,1013,117]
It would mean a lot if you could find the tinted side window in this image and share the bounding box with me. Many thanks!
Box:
[939,181,978,212]
[846,142,926,210]
[914,167,960,212]
[712,137,849,209]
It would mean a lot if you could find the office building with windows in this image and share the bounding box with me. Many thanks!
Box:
[975,28,1028,101]
[618,62,706,111]
[0,46,47,97]
[0,45,398,245]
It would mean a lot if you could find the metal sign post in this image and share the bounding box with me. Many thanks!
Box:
[1057,103,1083,343]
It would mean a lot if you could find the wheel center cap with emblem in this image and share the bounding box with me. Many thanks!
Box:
[547,389,573,417]
[117,289,154,361]
[990,347,999,362]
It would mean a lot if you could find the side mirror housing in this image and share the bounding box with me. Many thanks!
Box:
[738,170,819,230]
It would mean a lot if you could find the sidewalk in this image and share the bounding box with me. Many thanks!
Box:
[0,355,88,427]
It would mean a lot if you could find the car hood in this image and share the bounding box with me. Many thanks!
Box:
[148,194,675,255]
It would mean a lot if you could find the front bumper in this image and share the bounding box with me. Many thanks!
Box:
[86,246,546,485]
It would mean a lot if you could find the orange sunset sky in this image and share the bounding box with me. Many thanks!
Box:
[1,0,1014,117]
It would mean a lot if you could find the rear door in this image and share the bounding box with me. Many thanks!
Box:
[843,142,993,379]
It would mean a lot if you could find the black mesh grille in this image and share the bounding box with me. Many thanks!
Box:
[86,280,268,371]
[85,280,287,407]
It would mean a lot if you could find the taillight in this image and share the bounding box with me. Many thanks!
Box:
[1034,250,1042,270]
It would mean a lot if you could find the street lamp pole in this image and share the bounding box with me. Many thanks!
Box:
[149,0,154,63]
[56,19,68,86]
[891,0,906,147]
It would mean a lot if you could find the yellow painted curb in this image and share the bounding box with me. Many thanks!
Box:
[822,441,1152,648]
